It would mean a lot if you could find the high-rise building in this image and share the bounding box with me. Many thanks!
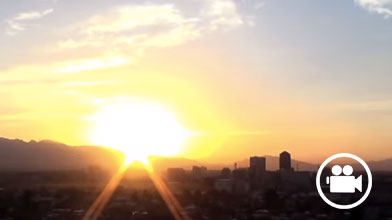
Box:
[249,156,266,178]
[279,151,292,171]
[192,166,207,177]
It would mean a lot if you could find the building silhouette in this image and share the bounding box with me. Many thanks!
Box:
[232,168,250,194]
[167,168,186,181]
[221,168,231,178]
[250,156,266,177]
[192,166,207,178]
[279,151,292,171]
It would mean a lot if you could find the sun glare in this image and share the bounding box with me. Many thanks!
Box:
[89,101,192,164]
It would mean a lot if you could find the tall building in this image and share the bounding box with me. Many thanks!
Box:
[249,156,266,178]
[192,166,207,177]
[279,151,292,171]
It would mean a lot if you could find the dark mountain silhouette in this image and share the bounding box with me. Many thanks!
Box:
[350,158,392,171]
[0,137,123,171]
[368,158,392,171]
[0,137,391,171]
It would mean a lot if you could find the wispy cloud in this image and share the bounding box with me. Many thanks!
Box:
[5,9,53,35]
[56,56,130,74]
[355,0,392,18]
[14,9,53,20]
[54,0,253,73]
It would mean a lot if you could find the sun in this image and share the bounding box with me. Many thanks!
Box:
[88,101,192,164]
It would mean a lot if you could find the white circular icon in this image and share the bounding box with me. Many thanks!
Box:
[316,153,372,209]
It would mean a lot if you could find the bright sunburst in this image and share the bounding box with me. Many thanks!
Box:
[89,101,192,164]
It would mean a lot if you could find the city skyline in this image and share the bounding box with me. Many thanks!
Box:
[1,136,392,172]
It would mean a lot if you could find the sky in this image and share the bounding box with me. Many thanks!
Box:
[0,0,392,163]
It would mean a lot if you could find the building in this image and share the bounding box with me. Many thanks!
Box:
[221,168,231,178]
[167,168,186,181]
[191,166,207,178]
[214,179,232,193]
[249,156,266,178]
[278,171,312,192]
[279,151,292,171]
[232,168,250,194]
[249,156,266,190]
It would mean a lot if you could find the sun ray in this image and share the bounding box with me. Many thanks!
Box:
[84,101,193,219]
[83,160,191,220]
[82,163,128,220]
[145,163,191,220]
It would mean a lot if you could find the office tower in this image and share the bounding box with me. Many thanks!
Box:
[280,151,291,171]
[249,156,266,178]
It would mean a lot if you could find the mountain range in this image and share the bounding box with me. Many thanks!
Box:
[0,137,391,172]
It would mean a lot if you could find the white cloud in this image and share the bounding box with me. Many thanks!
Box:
[14,9,53,20]
[56,56,131,74]
[5,8,53,35]
[55,0,254,72]
[355,0,392,17]
[203,0,244,28]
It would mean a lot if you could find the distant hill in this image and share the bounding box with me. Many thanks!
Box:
[356,158,392,171]
[0,137,123,171]
[0,137,391,172]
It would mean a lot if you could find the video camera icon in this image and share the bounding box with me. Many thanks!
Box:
[316,153,372,209]
[326,165,362,193]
